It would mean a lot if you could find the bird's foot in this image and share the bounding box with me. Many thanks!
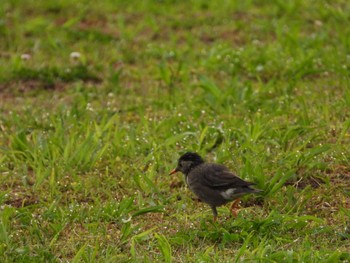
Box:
[230,199,241,218]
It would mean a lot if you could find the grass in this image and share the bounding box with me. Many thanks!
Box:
[1,0,350,262]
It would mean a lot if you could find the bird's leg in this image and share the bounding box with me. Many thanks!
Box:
[230,198,241,218]
[211,206,218,222]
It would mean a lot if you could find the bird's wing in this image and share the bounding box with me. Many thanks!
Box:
[199,163,254,189]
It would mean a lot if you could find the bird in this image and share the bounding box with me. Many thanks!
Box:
[169,152,262,221]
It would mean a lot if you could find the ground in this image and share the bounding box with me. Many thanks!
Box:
[0,0,350,262]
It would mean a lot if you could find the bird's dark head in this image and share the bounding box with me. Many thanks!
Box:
[169,152,204,175]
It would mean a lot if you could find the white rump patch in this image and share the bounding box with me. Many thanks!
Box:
[220,188,236,200]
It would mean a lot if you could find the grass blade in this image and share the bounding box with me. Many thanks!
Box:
[155,233,172,263]
[132,205,164,217]
[72,244,86,263]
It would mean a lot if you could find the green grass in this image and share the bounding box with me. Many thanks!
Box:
[1,0,350,262]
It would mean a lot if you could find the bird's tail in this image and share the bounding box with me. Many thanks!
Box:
[248,186,263,194]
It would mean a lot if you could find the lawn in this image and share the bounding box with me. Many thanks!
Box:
[1,0,350,262]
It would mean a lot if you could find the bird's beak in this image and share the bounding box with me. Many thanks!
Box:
[169,168,178,175]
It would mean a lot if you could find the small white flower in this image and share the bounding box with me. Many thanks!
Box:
[121,215,132,223]
[256,65,264,72]
[21,54,31,60]
[70,51,81,60]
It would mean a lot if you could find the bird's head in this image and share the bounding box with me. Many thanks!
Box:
[169,152,204,175]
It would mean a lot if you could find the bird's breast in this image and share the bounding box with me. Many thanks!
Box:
[185,174,198,192]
